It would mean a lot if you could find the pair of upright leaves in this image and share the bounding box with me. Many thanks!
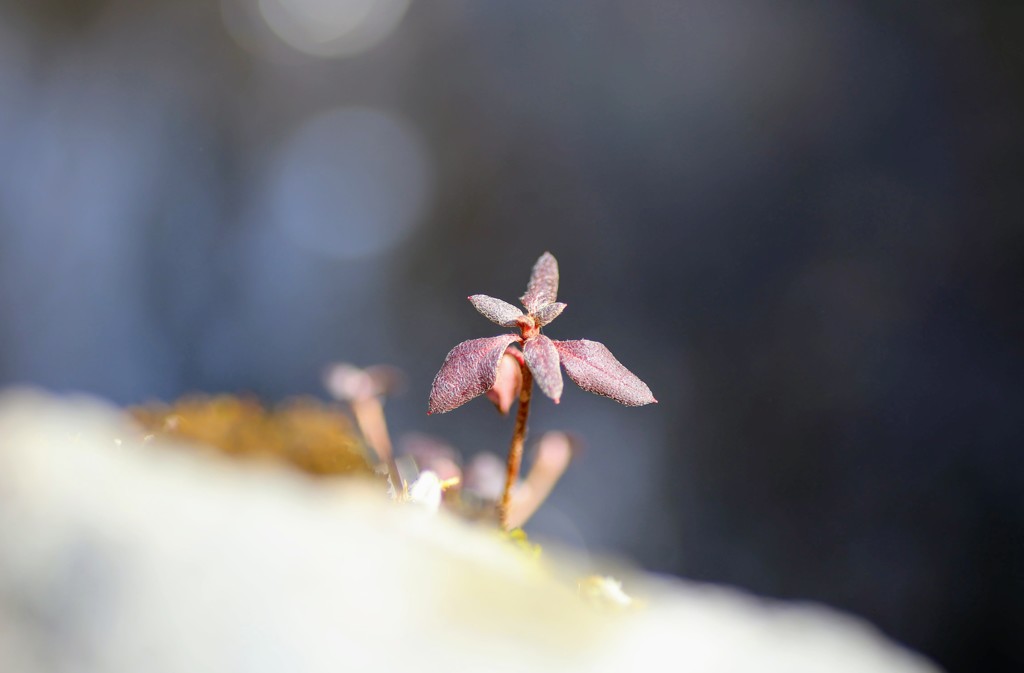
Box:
[428,253,656,415]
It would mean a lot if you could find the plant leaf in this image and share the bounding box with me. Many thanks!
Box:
[468,295,524,327]
[519,252,559,313]
[553,339,657,406]
[523,334,563,403]
[428,334,521,414]
[485,350,524,415]
[532,302,566,327]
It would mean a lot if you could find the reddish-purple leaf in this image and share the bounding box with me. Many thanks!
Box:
[553,339,656,406]
[524,334,563,403]
[532,302,566,327]
[468,294,524,327]
[428,334,521,414]
[520,252,559,313]
[485,350,523,415]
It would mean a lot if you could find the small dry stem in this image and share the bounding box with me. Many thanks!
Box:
[351,397,404,495]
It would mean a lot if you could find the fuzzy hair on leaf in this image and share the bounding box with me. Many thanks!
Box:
[520,252,559,313]
[469,295,524,328]
[553,339,656,406]
[523,334,563,403]
[532,302,567,327]
[428,334,521,414]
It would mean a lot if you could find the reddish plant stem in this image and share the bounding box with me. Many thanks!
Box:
[499,362,533,529]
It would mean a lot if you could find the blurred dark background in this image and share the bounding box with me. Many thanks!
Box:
[1,1,1022,671]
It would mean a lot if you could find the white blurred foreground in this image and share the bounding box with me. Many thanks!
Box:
[0,390,940,673]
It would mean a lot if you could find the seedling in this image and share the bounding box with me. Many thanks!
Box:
[428,252,656,528]
[324,363,405,494]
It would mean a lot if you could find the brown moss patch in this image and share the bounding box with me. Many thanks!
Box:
[130,395,375,478]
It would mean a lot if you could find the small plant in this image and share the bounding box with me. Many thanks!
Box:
[428,252,656,528]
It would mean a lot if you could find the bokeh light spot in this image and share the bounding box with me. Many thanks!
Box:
[257,0,409,58]
[269,107,432,259]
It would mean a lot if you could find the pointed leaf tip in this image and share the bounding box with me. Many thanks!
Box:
[469,294,525,328]
[553,339,656,406]
[428,334,521,414]
[520,252,560,313]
